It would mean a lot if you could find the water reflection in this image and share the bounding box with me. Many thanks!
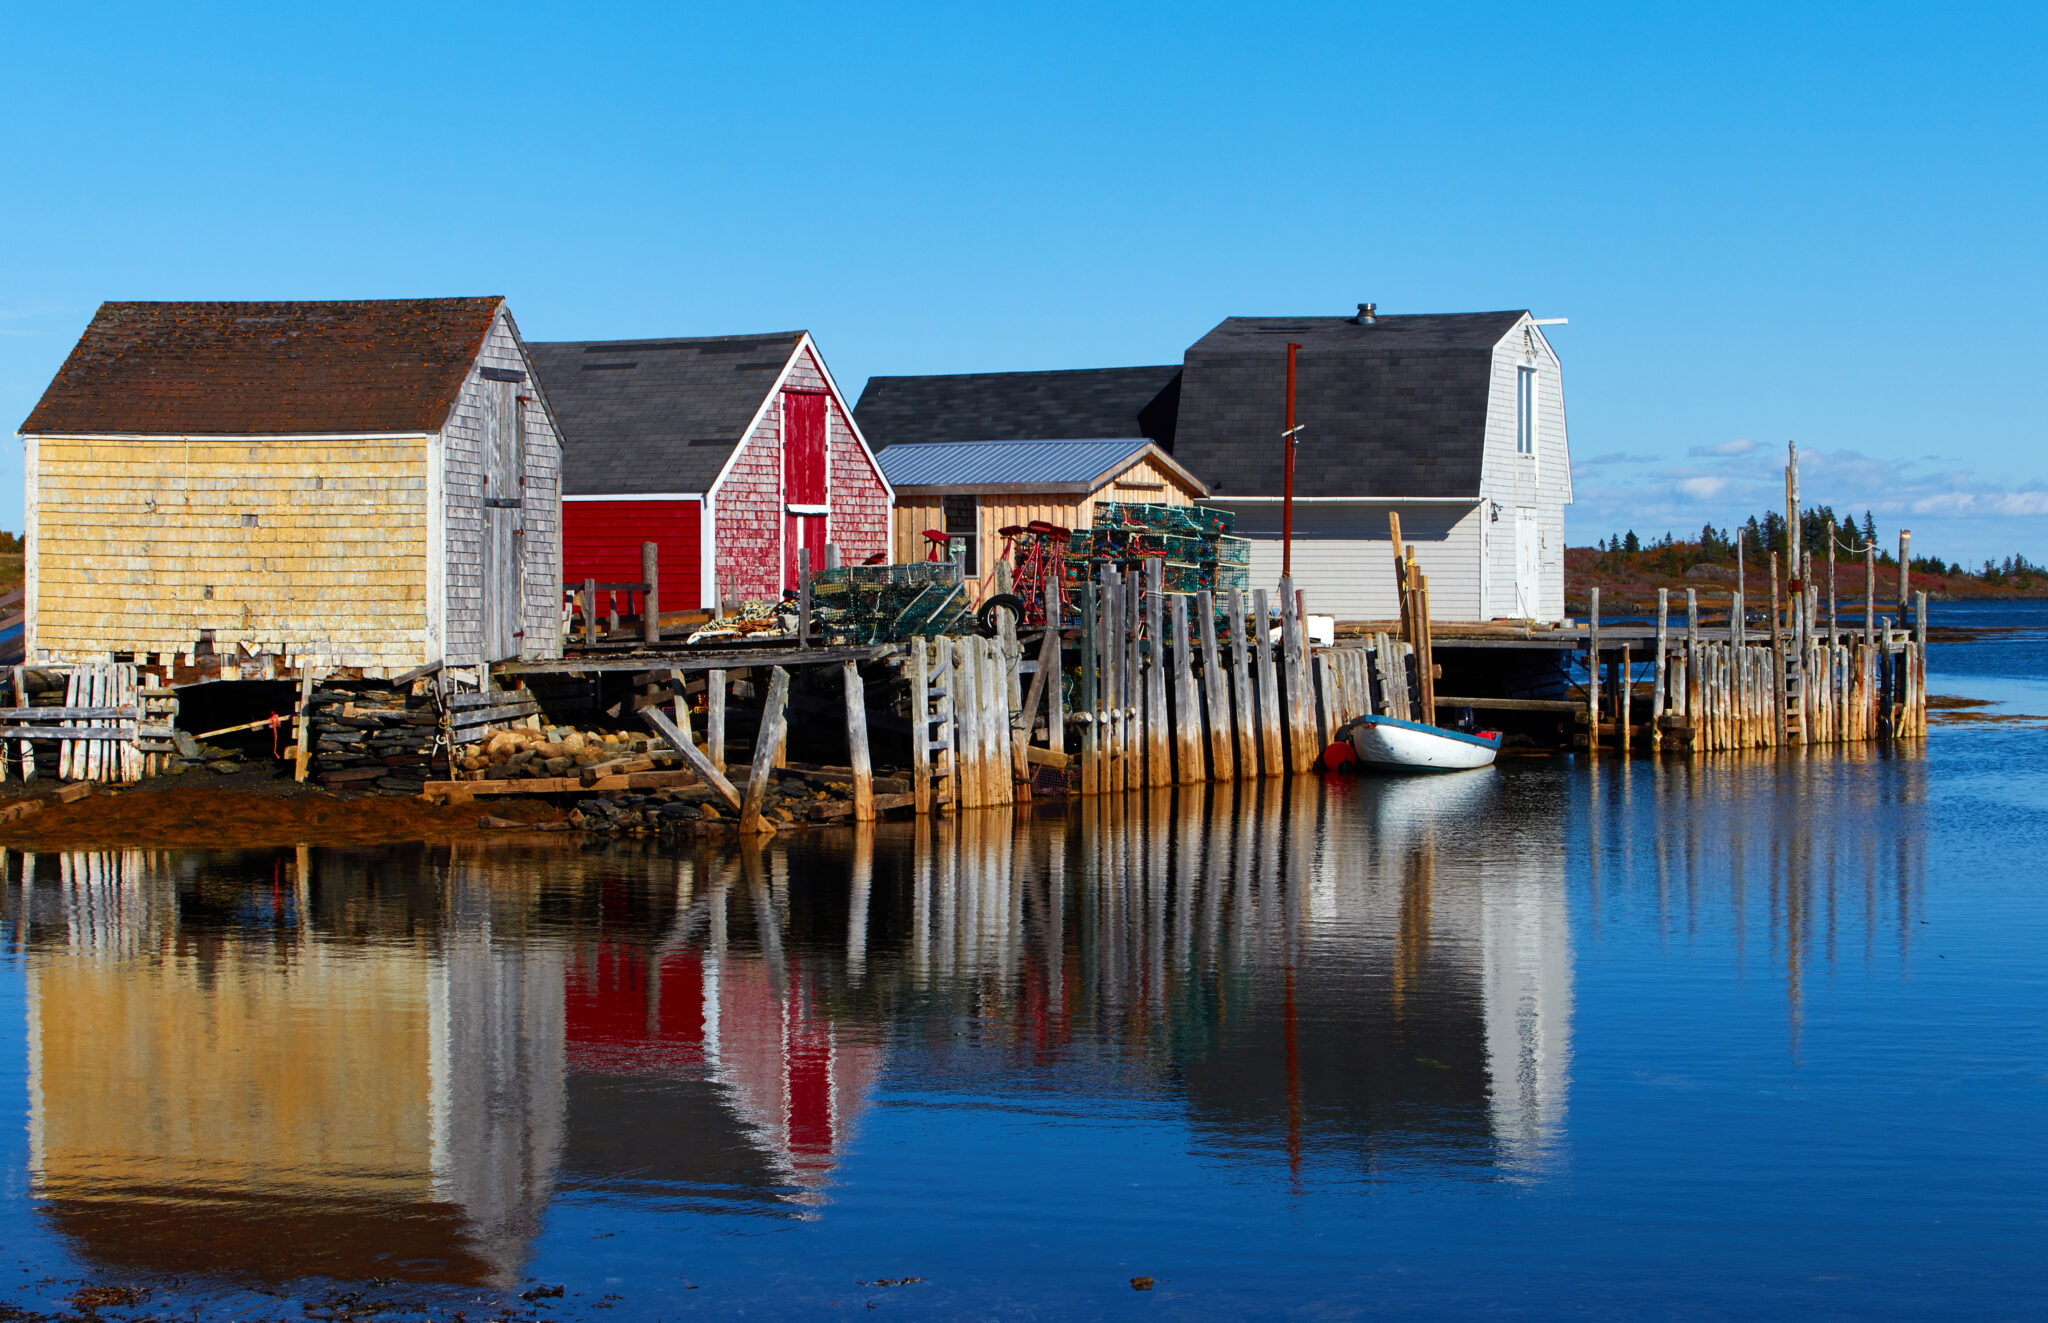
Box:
[0,750,1929,1293]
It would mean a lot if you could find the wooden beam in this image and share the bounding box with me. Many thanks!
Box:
[639,704,742,811]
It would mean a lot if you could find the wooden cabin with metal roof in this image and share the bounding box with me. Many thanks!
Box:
[875,437,1207,591]
[18,298,566,676]
[529,332,891,612]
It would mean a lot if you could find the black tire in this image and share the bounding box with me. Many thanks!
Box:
[976,594,1027,637]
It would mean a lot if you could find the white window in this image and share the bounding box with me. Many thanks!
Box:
[1517,366,1537,455]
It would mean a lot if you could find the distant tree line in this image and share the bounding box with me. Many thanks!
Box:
[1590,507,2040,588]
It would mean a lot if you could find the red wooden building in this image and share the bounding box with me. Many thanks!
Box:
[530,331,891,609]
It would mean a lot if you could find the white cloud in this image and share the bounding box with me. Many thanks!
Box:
[1688,438,1757,458]
[1675,476,1729,500]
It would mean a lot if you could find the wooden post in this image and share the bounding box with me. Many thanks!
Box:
[1651,588,1668,751]
[584,578,598,646]
[1828,525,1839,648]
[824,542,842,571]
[843,660,874,821]
[1144,558,1170,788]
[1898,529,1911,618]
[1914,590,1929,739]
[1864,543,1877,653]
[987,637,1014,805]
[910,644,932,815]
[797,547,812,651]
[1388,512,1411,643]
[1618,642,1632,752]
[1080,582,1100,796]
[1196,590,1233,782]
[1103,574,1123,793]
[1278,577,1313,770]
[706,670,727,775]
[1251,588,1284,777]
[1171,594,1200,784]
[954,637,981,809]
[1227,587,1256,778]
[1412,573,1436,726]
[1586,587,1601,753]
[642,541,660,645]
[1769,551,1787,746]
[11,666,29,780]
[737,666,790,834]
[291,668,315,782]
[932,640,958,811]
[1016,623,1061,781]
[1685,588,1700,728]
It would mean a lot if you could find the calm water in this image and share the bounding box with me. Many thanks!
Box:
[0,603,2042,1320]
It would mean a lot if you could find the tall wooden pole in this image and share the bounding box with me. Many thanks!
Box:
[1898,529,1912,617]
[1282,342,1301,580]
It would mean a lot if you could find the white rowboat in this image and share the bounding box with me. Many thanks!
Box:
[1344,715,1501,772]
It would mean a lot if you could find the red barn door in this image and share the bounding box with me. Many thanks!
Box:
[782,390,829,589]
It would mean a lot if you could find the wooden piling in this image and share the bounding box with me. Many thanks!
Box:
[843,660,874,821]
[1226,588,1256,778]
[954,637,981,809]
[1196,590,1234,782]
[1251,589,1284,777]
[1586,587,1601,753]
[1144,558,1171,788]
[1277,578,1315,771]
[1170,594,1201,783]
[1081,589,1097,798]
[1618,642,1632,752]
[1651,588,1668,750]
[737,666,790,835]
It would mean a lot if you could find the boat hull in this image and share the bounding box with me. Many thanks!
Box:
[1347,715,1501,772]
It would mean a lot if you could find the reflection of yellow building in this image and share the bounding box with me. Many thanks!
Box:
[25,849,563,1287]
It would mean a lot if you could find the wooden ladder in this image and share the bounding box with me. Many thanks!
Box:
[925,640,957,810]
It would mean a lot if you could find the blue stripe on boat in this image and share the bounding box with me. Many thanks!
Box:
[1355,715,1502,749]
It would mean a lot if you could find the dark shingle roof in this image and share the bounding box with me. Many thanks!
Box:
[877,437,1206,495]
[1173,312,1526,499]
[854,366,1182,450]
[528,333,804,495]
[20,298,504,436]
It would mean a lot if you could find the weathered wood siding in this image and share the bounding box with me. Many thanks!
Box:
[29,433,430,668]
[1215,500,1485,622]
[438,307,564,662]
[1479,316,1570,622]
[711,341,890,602]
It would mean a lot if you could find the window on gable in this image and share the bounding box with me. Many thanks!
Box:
[1517,366,1538,456]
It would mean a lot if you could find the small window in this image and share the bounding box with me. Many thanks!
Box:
[1517,366,1537,455]
[941,495,978,577]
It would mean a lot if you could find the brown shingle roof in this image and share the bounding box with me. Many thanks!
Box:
[20,298,505,436]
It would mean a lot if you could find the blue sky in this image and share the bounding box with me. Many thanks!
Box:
[3,1,2043,564]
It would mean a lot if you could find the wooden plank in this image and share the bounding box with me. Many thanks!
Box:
[1079,582,1099,796]
[1651,589,1668,751]
[737,666,790,835]
[706,669,727,775]
[1016,624,1058,781]
[0,707,139,721]
[449,689,533,710]
[0,727,132,741]
[953,638,980,809]
[843,660,874,822]
[1251,589,1283,777]
[1025,745,1069,769]
[590,769,716,792]
[638,704,743,811]
[449,702,543,730]
[1433,696,1581,712]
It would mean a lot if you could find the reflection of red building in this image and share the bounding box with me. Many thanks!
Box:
[563,938,879,1203]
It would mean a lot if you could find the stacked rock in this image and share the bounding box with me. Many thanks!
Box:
[308,681,444,794]
[454,727,655,780]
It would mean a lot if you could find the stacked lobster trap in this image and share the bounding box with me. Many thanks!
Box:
[810,560,976,645]
[1056,503,1251,618]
